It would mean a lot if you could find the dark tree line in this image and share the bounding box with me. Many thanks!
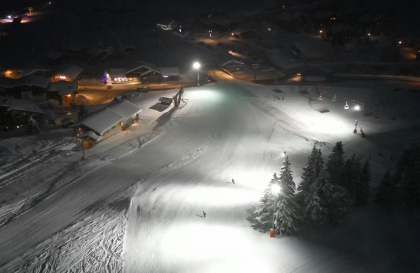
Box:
[252,141,371,236]
[376,144,420,210]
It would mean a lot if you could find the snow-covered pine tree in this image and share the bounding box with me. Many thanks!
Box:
[358,160,371,205]
[375,170,395,207]
[296,146,319,207]
[394,144,420,210]
[303,149,328,226]
[327,184,352,225]
[343,154,363,205]
[274,156,301,235]
[252,173,280,232]
[326,141,346,187]
[26,116,40,135]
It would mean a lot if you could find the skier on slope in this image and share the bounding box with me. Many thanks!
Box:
[232,179,235,184]
[203,211,207,218]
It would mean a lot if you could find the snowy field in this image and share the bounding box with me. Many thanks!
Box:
[1,71,420,272]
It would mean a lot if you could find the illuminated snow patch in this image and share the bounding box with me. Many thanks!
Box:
[160,223,272,273]
[186,89,221,101]
[175,186,261,206]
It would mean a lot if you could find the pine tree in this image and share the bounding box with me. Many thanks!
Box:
[296,146,319,207]
[394,145,420,210]
[375,170,395,206]
[326,141,345,187]
[252,174,279,232]
[304,168,328,227]
[26,116,40,135]
[343,154,364,205]
[78,104,89,121]
[358,160,371,205]
[274,156,301,235]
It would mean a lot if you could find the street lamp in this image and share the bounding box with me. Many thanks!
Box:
[270,184,281,238]
[193,61,200,87]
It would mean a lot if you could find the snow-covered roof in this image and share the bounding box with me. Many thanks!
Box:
[107,100,142,120]
[80,130,102,141]
[21,68,50,77]
[0,96,45,114]
[109,68,126,78]
[43,51,65,60]
[126,62,160,75]
[18,74,50,88]
[0,77,17,88]
[75,100,142,135]
[58,65,83,80]
[293,40,331,59]
[76,108,124,135]
[159,67,179,77]
[47,81,78,95]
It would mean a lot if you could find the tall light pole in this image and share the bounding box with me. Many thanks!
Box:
[193,61,200,87]
[270,184,281,237]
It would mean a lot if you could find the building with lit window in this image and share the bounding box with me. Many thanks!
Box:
[105,62,179,84]
[73,100,142,146]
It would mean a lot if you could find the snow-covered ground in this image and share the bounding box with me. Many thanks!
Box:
[1,71,420,272]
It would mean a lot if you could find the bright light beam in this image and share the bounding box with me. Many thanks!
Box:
[271,184,281,195]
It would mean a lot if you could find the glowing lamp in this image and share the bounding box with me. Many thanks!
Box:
[7,15,12,19]
[271,184,281,195]
[59,76,66,79]
[193,62,200,70]
[354,105,360,111]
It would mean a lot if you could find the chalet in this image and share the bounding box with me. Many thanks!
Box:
[106,62,179,83]
[311,10,338,29]
[47,81,78,106]
[73,100,142,146]
[51,65,83,82]
[18,75,50,101]
[326,24,361,45]
[0,96,44,131]
[292,40,331,61]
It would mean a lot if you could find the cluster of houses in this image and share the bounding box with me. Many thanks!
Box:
[0,65,81,107]
[164,3,395,48]
[0,65,81,131]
